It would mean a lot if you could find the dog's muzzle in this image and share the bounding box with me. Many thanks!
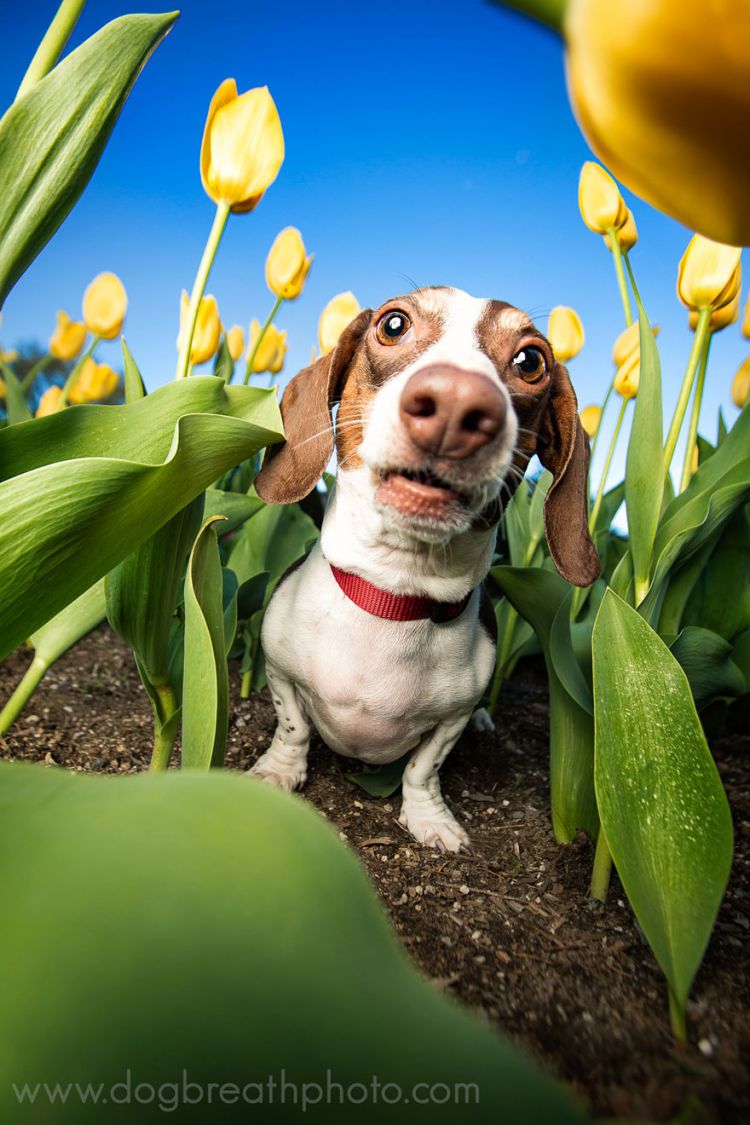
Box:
[399,363,506,460]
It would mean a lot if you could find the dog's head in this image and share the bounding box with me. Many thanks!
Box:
[255,286,600,587]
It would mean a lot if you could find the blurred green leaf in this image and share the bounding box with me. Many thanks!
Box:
[121,338,146,402]
[1,364,32,424]
[0,377,282,659]
[182,518,228,769]
[0,12,178,305]
[347,754,410,798]
[213,335,234,382]
[669,626,746,709]
[625,306,663,604]
[593,590,733,1032]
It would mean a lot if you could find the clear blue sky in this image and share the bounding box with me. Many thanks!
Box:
[1,0,746,487]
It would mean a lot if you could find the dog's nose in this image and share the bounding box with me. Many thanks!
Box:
[399,365,506,459]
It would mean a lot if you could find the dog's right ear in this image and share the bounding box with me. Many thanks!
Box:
[255,309,372,504]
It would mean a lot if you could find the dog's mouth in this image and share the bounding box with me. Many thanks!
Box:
[374,468,467,519]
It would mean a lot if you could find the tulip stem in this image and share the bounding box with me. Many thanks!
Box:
[60,334,99,405]
[679,333,712,493]
[176,202,230,380]
[15,0,87,101]
[590,828,613,902]
[21,353,53,392]
[663,307,712,482]
[588,381,614,465]
[0,655,46,734]
[589,397,628,534]
[149,683,179,771]
[608,233,633,326]
[244,296,283,384]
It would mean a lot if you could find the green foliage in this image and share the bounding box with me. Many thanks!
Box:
[625,307,664,605]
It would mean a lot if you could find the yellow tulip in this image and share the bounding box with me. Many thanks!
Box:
[677,236,742,312]
[0,346,18,363]
[689,285,741,333]
[564,0,750,246]
[613,349,640,400]
[612,321,661,368]
[49,311,87,360]
[82,272,127,339]
[266,227,313,300]
[36,385,65,417]
[318,292,361,356]
[247,320,287,374]
[548,305,584,362]
[732,357,750,408]
[578,162,628,235]
[226,325,245,362]
[690,444,700,476]
[0,377,5,398]
[742,292,750,340]
[604,208,637,253]
[200,79,284,213]
[579,404,602,438]
[68,358,119,405]
[177,291,221,366]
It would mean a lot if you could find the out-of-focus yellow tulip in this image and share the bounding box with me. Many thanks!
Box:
[266,227,313,300]
[741,292,750,340]
[247,320,287,374]
[0,377,5,399]
[318,292,361,356]
[49,311,87,360]
[68,358,119,405]
[36,385,64,417]
[177,291,221,366]
[690,444,700,476]
[677,236,742,312]
[604,208,637,253]
[200,79,284,213]
[613,349,640,400]
[82,272,127,339]
[0,346,18,363]
[226,325,245,361]
[579,404,601,438]
[732,357,750,408]
[548,305,584,362]
[612,321,660,368]
[689,285,741,333]
[578,162,628,235]
[563,0,750,246]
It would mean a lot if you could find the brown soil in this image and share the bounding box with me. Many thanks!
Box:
[1,626,748,1123]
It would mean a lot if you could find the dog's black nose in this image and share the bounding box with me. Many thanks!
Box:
[399,364,506,459]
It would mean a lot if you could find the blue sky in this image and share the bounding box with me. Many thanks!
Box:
[1,0,746,487]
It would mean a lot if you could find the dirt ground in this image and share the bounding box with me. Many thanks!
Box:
[1,625,748,1123]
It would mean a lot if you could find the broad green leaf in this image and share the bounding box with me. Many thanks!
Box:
[0,364,32,424]
[213,335,234,382]
[731,629,750,688]
[222,567,239,659]
[592,590,733,1029]
[669,626,746,709]
[491,566,597,841]
[0,763,586,1124]
[236,572,270,620]
[347,753,410,798]
[0,12,177,305]
[0,378,282,659]
[203,487,264,533]
[182,518,229,770]
[681,504,750,642]
[625,305,663,604]
[121,338,146,402]
[550,600,593,714]
[227,501,318,596]
[593,481,625,536]
[718,408,728,445]
[653,530,722,636]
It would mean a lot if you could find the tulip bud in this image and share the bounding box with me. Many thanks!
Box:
[689,285,741,333]
[677,235,742,312]
[604,208,638,253]
[578,162,628,235]
[318,292,361,356]
[82,273,127,339]
[743,293,750,340]
[690,444,700,476]
[0,346,18,363]
[548,306,584,362]
[732,357,750,409]
[579,404,602,438]
[613,350,640,400]
[177,291,221,366]
[226,325,245,362]
[266,227,313,301]
[0,377,5,399]
[200,80,285,213]
[49,311,87,361]
[36,385,65,417]
[612,321,659,368]
[247,320,287,374]
[68,358,119,405]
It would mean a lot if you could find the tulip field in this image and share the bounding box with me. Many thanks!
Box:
[1,2,749,1123]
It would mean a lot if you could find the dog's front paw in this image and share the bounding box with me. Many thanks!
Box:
[247,747,307,792]
[469,707,495,733]
[399,803,470,853]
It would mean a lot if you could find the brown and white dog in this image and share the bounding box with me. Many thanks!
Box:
[252,286,599,851]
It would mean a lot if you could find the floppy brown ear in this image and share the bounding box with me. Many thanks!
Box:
[536,362,601,587]
[255,309,372,504]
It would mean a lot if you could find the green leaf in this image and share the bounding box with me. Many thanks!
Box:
[226,500,318,597]
[222,566,239,659]
[669,626,746,709]
[0,763,586,1124]
[625,306,663,604]
[182,518,229,769]
[593,481,625,536]
[213,334,234,382]
[347,754,410,798]
[121,338,146,402]
[681,504,750,642]
[0,378,282,660]
[203,487,264,534]
[592,590,733,1029]
[0,12,178,305]
[236,572,270,620]
[1,363,32,424]
[491,566,597,841]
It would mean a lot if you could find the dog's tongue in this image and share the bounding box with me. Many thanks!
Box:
[376,472,459,517]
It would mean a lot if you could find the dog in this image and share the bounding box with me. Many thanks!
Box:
[250,286,599,851]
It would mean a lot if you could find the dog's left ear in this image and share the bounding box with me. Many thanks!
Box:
[536,361,601,587]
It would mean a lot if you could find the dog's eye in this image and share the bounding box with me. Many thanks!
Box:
[376,310,412,346]
[512,346,547,383]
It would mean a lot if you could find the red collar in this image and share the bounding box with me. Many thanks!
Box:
[329,563,472,623]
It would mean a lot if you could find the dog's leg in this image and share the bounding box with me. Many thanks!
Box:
[248,664,310,791]
[399,714,471,853]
